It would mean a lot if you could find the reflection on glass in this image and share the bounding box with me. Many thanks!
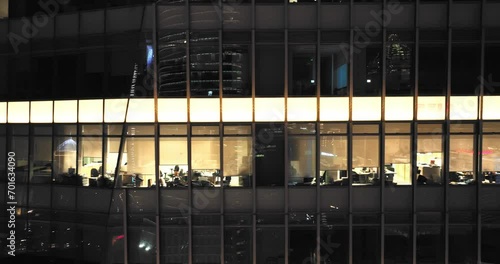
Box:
[190,31,219,97]
[417,135,443,185]
[223,137,252,187]
[193,226,221,263]
[481,226,500,264]
[352,136,380,186]
[159,31,187,97]
[223,44,251,96]
[320,226,348,263]
[191,137,220,187]
[288,136,316,186]
[385,135,411,185]
[128,215,157,264]
[449,225,477,263]
[256,227,285,264]
[320,135,348,186]
[449,135,475,185]
[78,137,102,187]
[289,228,316,263]
[120,137,155,188]
[385,225,412,263]
[160,138,188,188]
[481,134,500,185]
[11,136,28,183]
[451,44,480,95]
[225,227,252,264]
[320,45,348,96]
[161,225,189,264]
[104,137,122,188]
[289,45,316,96]
[53,136,79,186]
[31,137,53,184]
[353,45,382,96]
[484,45,500,95]
[386,34,414,96]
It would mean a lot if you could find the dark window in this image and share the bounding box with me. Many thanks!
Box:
[484,45,500,95]
[222,44,251,97]
[320,45,349,96]
[289,44,316,96]
[353,45,382,96]
[190,31,220,97]
[256,44,285,96]
[255,124,284,186]
[353,226,381,264]
[386,33,414,96]
[451,44,480,95]
[385,225,412,263]
[419,44,447,95]
[159,31,187,97]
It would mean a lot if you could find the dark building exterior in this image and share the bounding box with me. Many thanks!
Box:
[1,0,500,264]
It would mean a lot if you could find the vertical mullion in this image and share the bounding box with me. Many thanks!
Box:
[445,0,452,260]
[284,0,289,262]
[186,0,192,263]
[316,1,321,260]
[380,0,387,255]
[251,0,257,258]
[412,23,419,264]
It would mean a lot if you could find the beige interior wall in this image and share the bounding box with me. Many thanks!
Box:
[320,136,347,170]
[0,0,8,19]
[160,138,188,165]
[191,138,220,169]
[223,137,251,176]
[482,135,500,171]
[353,136,379,167]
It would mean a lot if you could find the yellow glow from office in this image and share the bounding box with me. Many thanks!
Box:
[0,102,7,123]
[104,99,128,123]
[158,98,188,122]
[450,96,478,120]
[222,98,252,122]
[126,99,155,122]
[30,101,53,123]
[54,100,78,123]
[352,97,381,121]
[385,97,413,121]
[482,96,500,120]
[288,97,317,121]
[255,98,285,122]
[8,102,30,123]
[79,99,103,123]
[190,98,220,122]
[319,97,349,121]
[417,96,445,120]
[0,0,8,19]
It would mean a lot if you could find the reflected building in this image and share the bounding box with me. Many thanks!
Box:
[1,1,500,264]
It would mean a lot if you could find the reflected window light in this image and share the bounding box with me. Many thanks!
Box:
[367,79,372,83]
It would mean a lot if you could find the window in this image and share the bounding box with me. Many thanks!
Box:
[419,41,447,95]
[385,123,412,185]
[190,31,220,97]
[417,124,443,185]
[319,123,348,186]
[288,123,316,186]
[223,125,252,187]
[256,31,285,96]
[320,44,349,96]
[255,124,285,186]
[353,44,382,96]
[191,125,220,187]
[482,122,500,185]
[159,31,187,97]
[386,32,414,96]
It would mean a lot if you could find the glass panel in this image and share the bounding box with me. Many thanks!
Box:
[192,137,220,187]
[385,225,412,263]
[288,136,316,186]
[352,135,380,186]
[223,137,252,187]
[287,123,316,135]
[256,44,285,96]
[256,124,285,186]
[224,227,252,264]
[451,44,480,95]
[80,124,103,135]
[481,226,500,264]
[353,226,381,264]
[419,43,447,95]
[484,44,500,95]
[190,31,219,97]
[385,122,411,134]
[386,35,414,96]
[122,137,155,188]
[353,124,379,134]
[78,137,103,187]
[223,44,251,96]
[289,228,316,263]
[31,136,53,184]
[53,136,79,185]
[320,44,349,96]
[160,125,188,136]
[192,125,220,135]
[481,134,500,185]
[450,123,474,133]
[353,44,382,96]
[320,135,348,186]
[482,122,500,133]
[128,215,156,264]
[160,137,188,187]
[158,31,187,97]
[54,125,77,135]
[256,227,285,264]
[224,125,251,135]
[127,125,155,136]
[107,124,124,136]
[193,226,221,264]
[289,44,316,96]
[33,125,52,135]
[320,226,349,264]
[104,137,122,187]
[320,123,347,134]
[417,123,443,134]
[449,135,475,185]
[417,225,444,263]
[385,135,412,185]
[417,135,443,185]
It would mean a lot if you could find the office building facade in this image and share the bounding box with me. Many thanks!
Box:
[1,0,500,263]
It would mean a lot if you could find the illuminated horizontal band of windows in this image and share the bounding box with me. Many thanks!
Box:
[0,96,497,123]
